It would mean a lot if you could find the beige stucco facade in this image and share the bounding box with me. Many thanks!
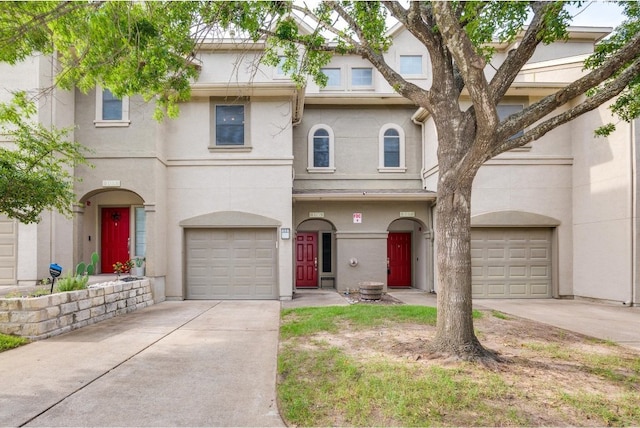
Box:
[1,26,638,305]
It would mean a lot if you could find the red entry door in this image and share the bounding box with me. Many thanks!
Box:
[387,232,411,287]
[296,232,318,288]
[101,207,130,273]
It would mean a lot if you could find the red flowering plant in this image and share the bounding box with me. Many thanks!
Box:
[113,259,135,278]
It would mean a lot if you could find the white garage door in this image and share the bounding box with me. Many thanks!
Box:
[186,228,277,299]
[0,215,16,285]
[471,228,552,298]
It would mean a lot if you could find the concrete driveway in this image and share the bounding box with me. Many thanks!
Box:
[0,301,285,427]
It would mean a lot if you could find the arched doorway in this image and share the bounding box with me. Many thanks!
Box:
[78,189,145,274]
[387,218,429,290]
[296,219,336,289]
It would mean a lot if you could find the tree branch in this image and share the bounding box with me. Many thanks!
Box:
[432,1,497,141]
[494,29,640,144]
[489,1,549,102]
[490,55,640,158]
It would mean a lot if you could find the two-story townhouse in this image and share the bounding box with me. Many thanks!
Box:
[1,24,638,306]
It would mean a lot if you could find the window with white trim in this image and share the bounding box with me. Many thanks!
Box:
[378,124,406,172]
[497,104,525,140]
[351,67,373,88]
[94,87,130,127]
[307,124,335,172]
[320,68,342,88]
[275,56,287,77]
[210,99,251,150]
[400,55,423,75]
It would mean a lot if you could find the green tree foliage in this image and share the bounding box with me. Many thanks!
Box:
[0,92,89,223]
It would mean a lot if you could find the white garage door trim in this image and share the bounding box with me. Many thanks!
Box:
[471,227,552,299]
[185,228,278,300]
[0,216,16,285]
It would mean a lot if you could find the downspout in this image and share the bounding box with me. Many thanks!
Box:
[630,119,637,306]
[411,107,430,189]
[291,87,305,127]
[412,107,436,292]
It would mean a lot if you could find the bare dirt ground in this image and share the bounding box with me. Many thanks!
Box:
[290,294,640,426]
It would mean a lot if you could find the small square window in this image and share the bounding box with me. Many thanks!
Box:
[94,87,130,127]
[275,56,286,76]
[400,55,422,75]
[321,68,341,87]
[102,89,123,120]
[351,68,373,87]
[497,104,524,140]
[216,105,245,146]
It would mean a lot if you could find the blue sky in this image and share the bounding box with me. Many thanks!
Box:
[565,1,625,27]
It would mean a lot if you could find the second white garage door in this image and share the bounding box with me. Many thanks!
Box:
[186,228,277,299]
[471,228,552,298]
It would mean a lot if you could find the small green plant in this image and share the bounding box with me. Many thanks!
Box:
[491,310,510,320]
[133,257,145,268]
[75,252,99,276]
[55,272,89,292]
[0,333,28,352]
[88,252,99,275]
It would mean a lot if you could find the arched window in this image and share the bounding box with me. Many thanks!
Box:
[378,124,406,172]
[308,125,335,172]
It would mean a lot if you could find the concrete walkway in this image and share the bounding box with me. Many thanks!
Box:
[0,301,284,427]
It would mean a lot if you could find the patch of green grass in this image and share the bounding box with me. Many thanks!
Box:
[281,305,484,339]
[0,333,29,352]
[521,342,573,359]
[491,310,510,320]
[280,305,441,339]
[277,345,526,427]
[581,353,640,385]
[278,305,640,427]
[559,391,640,426]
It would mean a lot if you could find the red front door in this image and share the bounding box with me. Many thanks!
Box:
[387,232,411,287]
[296,232,318,288]
[101,207,130,273]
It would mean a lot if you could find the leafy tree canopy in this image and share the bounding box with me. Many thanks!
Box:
[0,92,89,223]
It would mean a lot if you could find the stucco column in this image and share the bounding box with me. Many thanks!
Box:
[335,231,388,292]
[72,204,85,270]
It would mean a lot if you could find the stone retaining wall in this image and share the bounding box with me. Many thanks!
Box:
[0,279,153,340]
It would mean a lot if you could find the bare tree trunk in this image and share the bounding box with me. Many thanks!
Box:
[428,176,498,361]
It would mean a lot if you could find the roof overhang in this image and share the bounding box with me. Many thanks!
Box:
[293,189,436,202]
[304,93,417,106]
[191,82,299,98]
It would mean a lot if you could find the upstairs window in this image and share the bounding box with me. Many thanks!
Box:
[94,87,130,127]
[275,56,287,77]
[383,129,400,167]
[313,129,330,167]
[351,67,373,88]
[497,104,525,140]
[307,124,335,173]
[320,68,341,88]
[379,124,406,172]
[102,89,122,120]
[215,105,245,146]
[400,55,423,75]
